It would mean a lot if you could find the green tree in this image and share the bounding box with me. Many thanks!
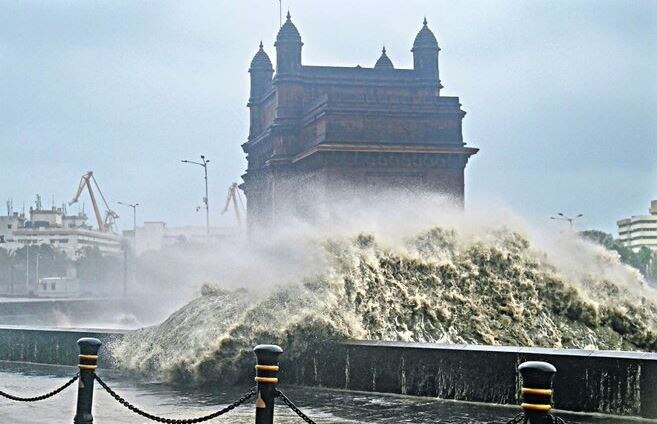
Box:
[636,247,653,275]
[648,254,657,281]
[75,246,121,295]
[10,244,71,293]
[0,247,12,291]
[580,230,656,279]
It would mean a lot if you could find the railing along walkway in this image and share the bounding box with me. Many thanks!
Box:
[0,338,565,424]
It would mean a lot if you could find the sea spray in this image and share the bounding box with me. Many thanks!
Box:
[110,225,657,384]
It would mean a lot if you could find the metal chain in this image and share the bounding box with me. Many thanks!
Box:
[549,415,566,424]
[94,374,255,423]
[505,413,528,424]
[504,413,566,424]
[0,373,79,402]
[275,389,317,424]
[0,368,568,424]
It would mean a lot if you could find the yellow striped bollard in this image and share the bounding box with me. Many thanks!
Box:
[73,338,102,424]
[518,361,557,424]
[254,344,283,424]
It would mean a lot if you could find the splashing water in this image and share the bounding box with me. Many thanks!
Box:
[110,212,657,385]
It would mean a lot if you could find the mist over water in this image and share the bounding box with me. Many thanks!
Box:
[110,190,657,384]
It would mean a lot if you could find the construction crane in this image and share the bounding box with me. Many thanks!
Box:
[221,183,246,226]
[69,171,119,233]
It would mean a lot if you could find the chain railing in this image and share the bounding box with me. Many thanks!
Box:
[0,336,567,424]
[505,414,567,424]
[276,389,317,424]
[506,413,527,424]
[94,374,256,423]
[0,373,78,402]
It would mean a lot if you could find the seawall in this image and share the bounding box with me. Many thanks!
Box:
[0,326,124,369]
[0,327,655,418]
[287,341,657,419]
[0,297,162,327]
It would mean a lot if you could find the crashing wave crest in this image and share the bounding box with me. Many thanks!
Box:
[110,225,657,384]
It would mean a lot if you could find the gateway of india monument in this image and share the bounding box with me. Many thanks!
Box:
[241,14,478,231]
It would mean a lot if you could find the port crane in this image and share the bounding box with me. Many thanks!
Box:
[220,183,246,226]
[69,171,119,233]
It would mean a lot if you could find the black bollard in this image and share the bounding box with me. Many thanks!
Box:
[73,338,102,424]
[518,361,557,424]
[254,344,283,424]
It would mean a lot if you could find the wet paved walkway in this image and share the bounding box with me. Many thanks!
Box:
[0,362,651,423]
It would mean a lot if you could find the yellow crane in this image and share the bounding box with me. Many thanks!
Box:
[220,183,246,226]
[69,171,119,233]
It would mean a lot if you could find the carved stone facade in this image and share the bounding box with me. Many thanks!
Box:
[242,15,478,231]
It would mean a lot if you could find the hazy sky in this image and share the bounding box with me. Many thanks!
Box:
[1,1,655,233]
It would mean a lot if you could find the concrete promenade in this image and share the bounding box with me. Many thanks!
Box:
[0,327,655,418]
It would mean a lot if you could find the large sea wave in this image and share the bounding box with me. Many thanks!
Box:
[110,221,657,384]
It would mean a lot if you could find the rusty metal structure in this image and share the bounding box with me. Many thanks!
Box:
[69,171,119,233]
[242,15,478,231]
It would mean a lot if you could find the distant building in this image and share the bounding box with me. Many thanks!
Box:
[617,200,657,251]
[242,15,478,232]
[0,212,26,244]
[1,206,122,257]
[35,276,80,298]
[128,222,241,255]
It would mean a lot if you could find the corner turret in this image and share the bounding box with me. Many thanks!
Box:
[249,41,274,102]
[412,18,441,88]
[275,12,303,76]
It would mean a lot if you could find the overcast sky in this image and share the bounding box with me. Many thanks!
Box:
[1,0,655,233]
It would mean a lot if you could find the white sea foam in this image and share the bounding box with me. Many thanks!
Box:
[110,191,657,383]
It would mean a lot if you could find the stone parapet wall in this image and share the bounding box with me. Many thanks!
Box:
[284,340,657,419]
[0,326,124,369]
[0,328,655,418]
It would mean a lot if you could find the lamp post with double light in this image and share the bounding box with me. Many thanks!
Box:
[550,212,583,231]
[181,155,210,236]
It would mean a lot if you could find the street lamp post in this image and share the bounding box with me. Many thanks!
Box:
[117,202,139,298]
[25,238,42,295]
[35,250,39,291]
[550,212,583,230]
[181,155,211,236]
[25,242,29,293]
[117,202,139,233]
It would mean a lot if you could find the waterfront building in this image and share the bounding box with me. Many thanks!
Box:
[241,16,478,231]
[0,213,26,244]
[617,200,657,251]
[2,206,122,257]
[35,276,81,297]
[128,221,240,255]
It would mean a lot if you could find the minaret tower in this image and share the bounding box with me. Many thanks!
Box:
[247,42,273,139]
[275,12,303,76]
[249,41,273,101]
[412,18,442,92]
